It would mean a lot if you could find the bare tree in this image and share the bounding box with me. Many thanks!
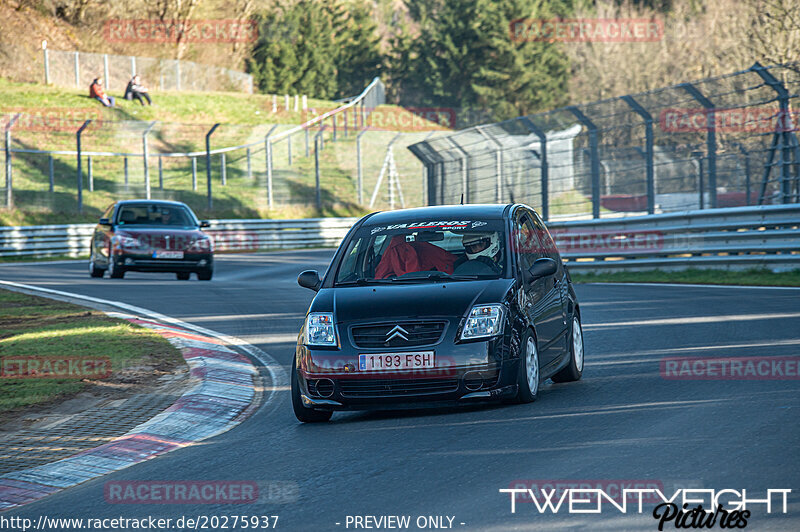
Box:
[145,0,200,59]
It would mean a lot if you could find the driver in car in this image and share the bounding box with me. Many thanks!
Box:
[456,232,503,274]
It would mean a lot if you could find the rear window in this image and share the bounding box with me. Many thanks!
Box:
[335,219,507,285]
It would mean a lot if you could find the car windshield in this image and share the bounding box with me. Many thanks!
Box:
[335,219,507,285]
[116,204,197,227]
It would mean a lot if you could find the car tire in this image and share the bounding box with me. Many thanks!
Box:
[552,314,584,383]
[176,272,191,281]
[291,358,333,423]
[89,255,105,278]
[197,270,213,281]
[515,330,540,403]
[108,253,125,279]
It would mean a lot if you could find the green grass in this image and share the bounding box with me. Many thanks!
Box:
[570,268,800,287]
[0,288,184,415]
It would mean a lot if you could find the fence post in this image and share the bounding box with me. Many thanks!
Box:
[736,144,751,205]
[74,51,80,88]
[191,157,197,191]
[691,151,705,209]
[447,137,470,204]
[287,134,292,166]
[357,129,369,204]
[205,123,221,210]
[246,147,252,179]
[567,107,601,218]
[621,95,655,214]
[294,94,299,112]
[285,94,289,111]
[76,119,92,213]
[48,155,54,192]
[305,128,310,157]
[519,117,549,220]
[265,125,278,208]
[43,41,50,85]
[4,114,20,208]
[142,121,157,200]
[751,62,794,204]
[221,153,227,186]
[332,114,337,141]
[103,54,109,90]
[130,56,136,76]
[680,83,717,208]
[314,132,322,211]
[124,156,129,190]
[88,156,93,192]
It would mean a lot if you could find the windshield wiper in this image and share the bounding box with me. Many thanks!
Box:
[336,278,395,286]
[390,272,480,282]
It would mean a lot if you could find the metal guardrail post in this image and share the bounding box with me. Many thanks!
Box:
[4,114,20,208]
[221,153,227,186]
[680,83,717,208]
[205,123,220,210]
[567,107,601,218]
[621,95,655,214]
[751,62,795,204]
[314,132,322,211]
[287,135,292,167]
[332,114,337,141]
[247,147,252,179]
[76,119,92,213]
[265,125,278,209]
[357,129,369,204]
[43,43,50,85]
[477,127,504,203]
[142,121,157,200]
[48,155,54,192]
[74,51,80,88]
[158,155,163,189]
[191,157,197,191]
[124,156,129,190]
[447,138,470,204]
[519,117,549,221]
[87,156,93,192]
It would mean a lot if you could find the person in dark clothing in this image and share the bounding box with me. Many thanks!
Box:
[89,77,115,107]
[124,75,152,106]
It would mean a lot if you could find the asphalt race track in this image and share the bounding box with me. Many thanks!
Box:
[1,251,799,531]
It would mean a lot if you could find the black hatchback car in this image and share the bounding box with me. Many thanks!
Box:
[88,200,214,280]
[292,204,584,422]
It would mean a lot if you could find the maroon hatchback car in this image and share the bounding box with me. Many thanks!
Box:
[88,200,214,280]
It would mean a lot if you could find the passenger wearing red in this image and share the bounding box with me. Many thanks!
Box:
[375,235,456,278]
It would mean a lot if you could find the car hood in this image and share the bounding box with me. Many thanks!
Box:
[115,227,207,249]
[311,279,516,322]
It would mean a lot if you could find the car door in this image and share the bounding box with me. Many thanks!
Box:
[514,210,563,367]
[93,203,116,267]
[531,212,569,335]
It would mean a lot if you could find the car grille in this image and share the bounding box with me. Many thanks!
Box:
[351,321,446,348]
[339,378,459,397]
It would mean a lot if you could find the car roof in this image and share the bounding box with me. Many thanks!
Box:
[362,204,512,225]
[115,199,190,207]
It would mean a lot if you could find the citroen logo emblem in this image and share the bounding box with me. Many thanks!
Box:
[386,325,409,342]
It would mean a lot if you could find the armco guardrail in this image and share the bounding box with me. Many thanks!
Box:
[549,204,800,271]
[1,206,797,271]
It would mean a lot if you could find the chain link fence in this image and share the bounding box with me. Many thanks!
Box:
[0,77,458,219]
[409,62,800,221]
[44,48,253,94]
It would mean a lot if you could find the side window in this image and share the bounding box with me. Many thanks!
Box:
[531,214,559,260]
[337,238,364,281]
[102,204,115,221]
[515,214,543,272]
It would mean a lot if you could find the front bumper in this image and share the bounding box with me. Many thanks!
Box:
[111,251,213,272]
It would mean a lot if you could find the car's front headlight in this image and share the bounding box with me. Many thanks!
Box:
[460,304,505,340]
[189,236,214,252]
[112,235,144,249]
[305,312,337,346]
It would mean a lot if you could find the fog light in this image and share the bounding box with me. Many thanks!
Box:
[198,259,207,266]
[124,258,134,265]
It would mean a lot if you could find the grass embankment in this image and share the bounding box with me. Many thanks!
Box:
[0,78,449,226]
[0,288,184,416]
[570,268,800,287]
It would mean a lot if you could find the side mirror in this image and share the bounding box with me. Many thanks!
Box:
[99,218,111,226]
[527,258,557,282]
[199,220,211,228]
[297,270,321,291]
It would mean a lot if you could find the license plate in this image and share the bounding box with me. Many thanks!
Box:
[359,352,435,371]
[153,250,184,259]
